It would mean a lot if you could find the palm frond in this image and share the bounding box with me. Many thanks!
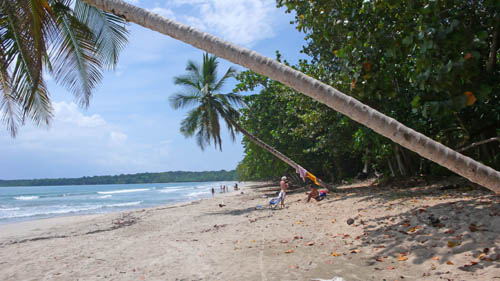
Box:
[213,66,236,91]
[206,98,221,150]
[73,0,128,69]
[202,53,218,89]
[173,74,201,91]
[180,107,202,137]
[0,48,20,137]
[214,92,245,107]
[4,1,52,126]
[51,2,102,107]
[169,92,201,109]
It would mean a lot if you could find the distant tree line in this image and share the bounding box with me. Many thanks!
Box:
[0,170,238,187]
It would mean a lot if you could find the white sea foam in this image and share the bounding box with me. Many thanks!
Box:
[106,201,142,207]
[0,201,143,220]
[184,191,210,197]
[97,188,150,195]
[14,196,39,200]
[161,185,185,189]
[0,207,20,211]
[98,195,112,199]
[0,205,101,219]
[159,188,184,194]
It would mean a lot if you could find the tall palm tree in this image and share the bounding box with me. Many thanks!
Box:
[0,0,128,136]
[68,0,500,192]
[170,53,326,187]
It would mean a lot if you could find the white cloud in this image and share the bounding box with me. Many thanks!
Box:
[149,7,175,19]
[125,0,140,4]
[109,131,128,145]
[168,0,278,46]
[53,101,106,128]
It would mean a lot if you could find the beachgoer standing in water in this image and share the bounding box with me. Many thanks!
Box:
[279,176,288,208]
[211,187,215,197]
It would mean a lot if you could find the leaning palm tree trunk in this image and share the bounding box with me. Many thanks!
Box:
[85,0,500,193]
[227,119,331,190]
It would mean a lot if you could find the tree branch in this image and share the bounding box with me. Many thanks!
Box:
[457,137,500,152]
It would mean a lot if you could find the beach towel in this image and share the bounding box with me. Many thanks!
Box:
[295,165,307,182]
[306,172,320,186]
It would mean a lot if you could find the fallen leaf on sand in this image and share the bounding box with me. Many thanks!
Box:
[331,219,337,223]
[478,253,486,260]
[290,265,298,269]
[250,240,255,243]
[445,229,455,234]
[332,252,341,257]
[409,226,420,233]
[376,257,385,262]
[307,242,315,246]
[432,256,440,261]
[386,266,395,270]
[351,249,361,254]
[446,261,454,265]
[285,249,294,254]
[447,241,461,248]
[280,240,288,244]
[295,221,303,224]
[397,254,408,261]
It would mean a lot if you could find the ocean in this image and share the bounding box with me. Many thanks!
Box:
[0,181,237,224]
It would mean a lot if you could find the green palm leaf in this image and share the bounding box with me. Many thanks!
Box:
[51,1,102,107]
[3,1,52,127]
[73,0,128,69]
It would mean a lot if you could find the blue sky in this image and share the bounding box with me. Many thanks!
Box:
[0,0,308,180]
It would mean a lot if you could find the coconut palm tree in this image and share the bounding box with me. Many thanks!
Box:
[170,53,327,187]
[0,0,128,136]
[48,0,500,192]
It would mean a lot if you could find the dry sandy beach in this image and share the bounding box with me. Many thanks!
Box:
[1,180,500,281]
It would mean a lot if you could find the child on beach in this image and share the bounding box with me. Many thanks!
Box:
[279,176,288,208]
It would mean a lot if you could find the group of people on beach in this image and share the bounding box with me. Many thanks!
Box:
[277,176,326,209]
[211,183,239,197]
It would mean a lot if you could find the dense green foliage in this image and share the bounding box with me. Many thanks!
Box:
[236,0,499,182]
[0,170,238,187]
[235,56,364,182]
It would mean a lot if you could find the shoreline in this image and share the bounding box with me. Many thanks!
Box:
[0,180,245,226]
[0,181,259,240]
[1,180,499,280]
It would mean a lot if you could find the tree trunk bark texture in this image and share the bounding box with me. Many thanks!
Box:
[84,0,500,193]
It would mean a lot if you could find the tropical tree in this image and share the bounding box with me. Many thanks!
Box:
[64,0,500,192]
[277,0,500,177]
[170,53,328,188]
[0,0,128,136]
